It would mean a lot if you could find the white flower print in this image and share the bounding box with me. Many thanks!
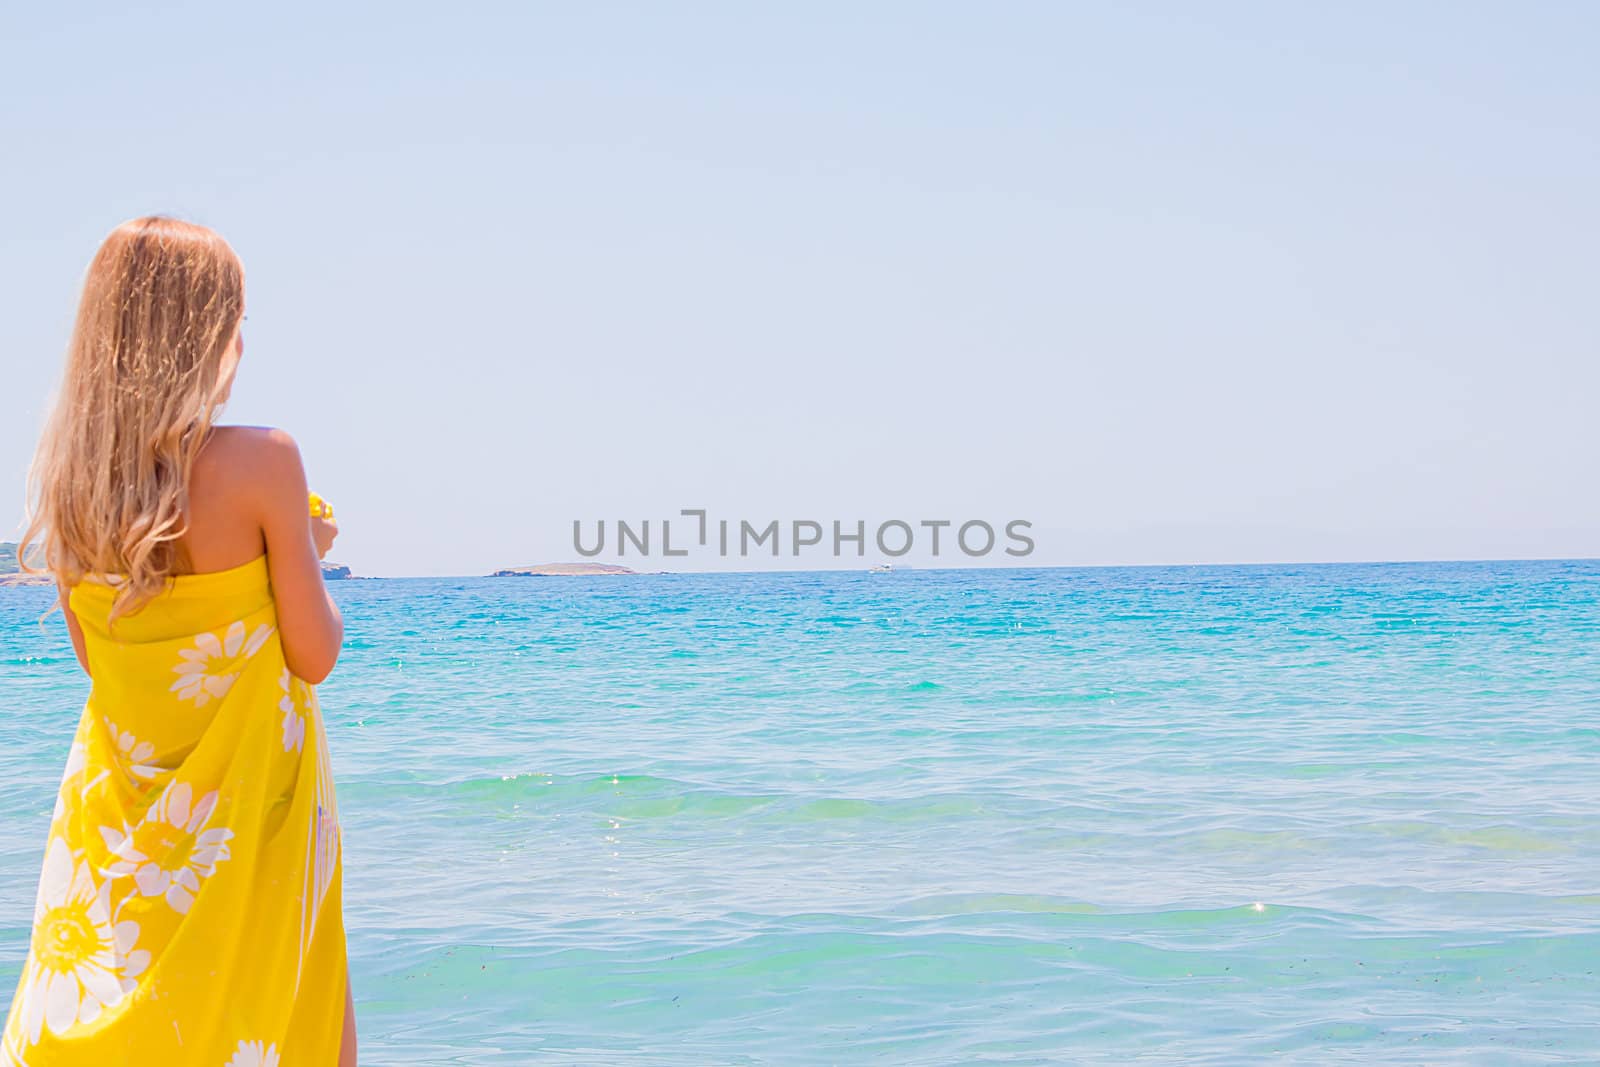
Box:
[60,742,87,783]
[170,621,274,707]
[224,1039,280,1067]
[16,838,148,1045]
[51,742,89,822]
[103,719,161,781]
[279,669,306,753]
[102,782,234,914]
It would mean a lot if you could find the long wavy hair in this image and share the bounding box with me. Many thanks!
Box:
[18,216,245,627]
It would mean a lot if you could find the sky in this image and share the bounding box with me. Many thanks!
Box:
[2,2,1596,576]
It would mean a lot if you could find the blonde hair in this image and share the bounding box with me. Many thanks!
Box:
[18,215,245,626]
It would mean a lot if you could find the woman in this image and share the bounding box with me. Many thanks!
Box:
[3,216,357,1066]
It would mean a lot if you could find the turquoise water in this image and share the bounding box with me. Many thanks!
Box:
[2,560,1598,1064]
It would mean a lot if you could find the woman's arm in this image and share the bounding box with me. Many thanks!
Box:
[252,428,343,684]
[57,583,89,676]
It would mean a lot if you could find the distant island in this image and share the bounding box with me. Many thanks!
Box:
[492,563,639,577]
[0,542,47,587]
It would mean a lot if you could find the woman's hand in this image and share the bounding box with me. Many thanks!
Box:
[311,514,339,560]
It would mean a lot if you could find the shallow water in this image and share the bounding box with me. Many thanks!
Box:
[3,561,1598,1063]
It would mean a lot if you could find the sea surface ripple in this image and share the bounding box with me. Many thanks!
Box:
[2,560,1597,1063]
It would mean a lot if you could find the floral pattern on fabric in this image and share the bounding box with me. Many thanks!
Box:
[103,782,234,914]
[278,668,310,753]
[170,621,274,707]
[224,1039,281,1067]
[13,839,148,1044]
[104,719,161,781]
[3,556,346,1060]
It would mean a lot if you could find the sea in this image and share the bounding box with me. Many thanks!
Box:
[2,560,1597,1065]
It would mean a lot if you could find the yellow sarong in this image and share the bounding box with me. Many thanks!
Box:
[2,554,345,1065]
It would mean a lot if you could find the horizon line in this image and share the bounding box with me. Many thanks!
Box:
[334,554,1600,581]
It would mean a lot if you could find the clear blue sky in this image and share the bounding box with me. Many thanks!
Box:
[3,2,1596,576]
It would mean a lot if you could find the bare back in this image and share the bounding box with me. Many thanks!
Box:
[171,426,271,576]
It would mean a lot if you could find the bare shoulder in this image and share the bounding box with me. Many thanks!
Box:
[193,425,309,526]
[177,426,306,571]
[199,425,306,488]
[204,424,302,459]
